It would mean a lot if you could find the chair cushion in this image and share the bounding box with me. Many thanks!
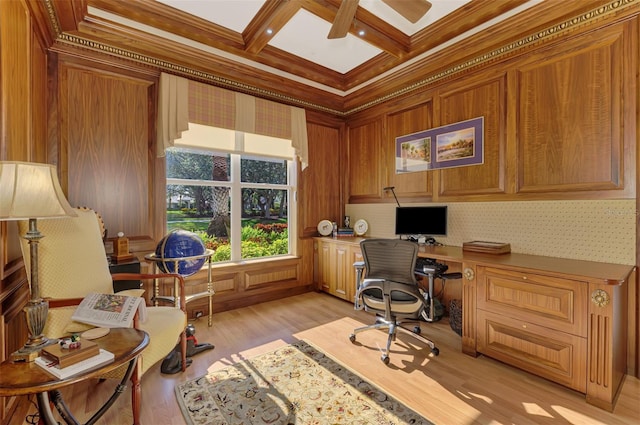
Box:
[137,306,187,375]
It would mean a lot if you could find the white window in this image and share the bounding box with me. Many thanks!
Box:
[166,124,296,263]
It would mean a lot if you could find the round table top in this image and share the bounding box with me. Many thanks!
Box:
[0,328,148,396]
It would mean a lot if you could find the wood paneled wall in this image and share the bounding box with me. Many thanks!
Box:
[54,59,160,253]
[345,18,637,204]
[0,7,638,425]
[0,0,49,421]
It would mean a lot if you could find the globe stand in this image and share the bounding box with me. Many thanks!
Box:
[144,249,215,326]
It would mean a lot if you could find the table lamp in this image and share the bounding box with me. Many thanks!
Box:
[0,161,77,361]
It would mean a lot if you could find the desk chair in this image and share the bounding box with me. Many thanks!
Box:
[350,239,439,364]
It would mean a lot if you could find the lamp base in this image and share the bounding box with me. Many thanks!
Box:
[11,298,55,362]
[11,339,57,362]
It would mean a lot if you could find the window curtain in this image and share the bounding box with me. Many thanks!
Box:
[156,73,309,169]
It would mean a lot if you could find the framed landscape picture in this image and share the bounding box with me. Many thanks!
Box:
[433,117,484,169]
[395,116,484,173]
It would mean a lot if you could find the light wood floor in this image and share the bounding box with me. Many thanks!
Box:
[8,291,640,424]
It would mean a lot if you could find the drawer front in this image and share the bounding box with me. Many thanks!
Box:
[478,310,587,392]
[477,267,587,336]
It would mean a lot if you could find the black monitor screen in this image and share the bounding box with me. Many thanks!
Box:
[395,206,447,236]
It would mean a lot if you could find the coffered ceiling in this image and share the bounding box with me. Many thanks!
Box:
[37,0,627,115]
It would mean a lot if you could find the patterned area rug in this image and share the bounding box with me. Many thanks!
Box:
[175,340,433,425]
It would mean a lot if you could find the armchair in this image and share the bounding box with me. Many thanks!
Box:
[350,238,439,364]
[18,208,187,425]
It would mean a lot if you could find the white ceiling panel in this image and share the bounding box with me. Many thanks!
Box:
[156,0,266,32]
[269,9,382,74]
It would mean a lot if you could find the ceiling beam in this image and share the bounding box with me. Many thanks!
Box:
[244,0,301,55]
[301,0,410,57]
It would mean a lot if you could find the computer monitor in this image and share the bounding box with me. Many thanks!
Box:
[394,206,447,239]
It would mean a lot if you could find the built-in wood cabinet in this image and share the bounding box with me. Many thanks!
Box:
[476,266,589,392]
[314,237,363,303]
[437,72,507,198]
[345,19,637,204]
[324,242,633,411]
[513,22,634,198]
[462,255,631,412]
[300,115,343,236]
[347,121,383,202]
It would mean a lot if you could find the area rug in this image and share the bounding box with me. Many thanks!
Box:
[175,340,433,425]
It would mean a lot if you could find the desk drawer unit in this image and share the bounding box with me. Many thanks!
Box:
[476,266,589,392]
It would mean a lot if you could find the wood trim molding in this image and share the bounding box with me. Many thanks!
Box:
[35,0,639,117]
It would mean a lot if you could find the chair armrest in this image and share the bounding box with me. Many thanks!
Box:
[112,273,187,313]
[46,298,84,309]
[353,262,365,310]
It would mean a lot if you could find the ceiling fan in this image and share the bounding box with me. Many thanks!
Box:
[328,0,432,39]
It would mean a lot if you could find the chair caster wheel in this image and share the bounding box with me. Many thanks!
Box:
[431,347,440,356]
[349,334,356,343]
[413,326,421,334]
[381,354,390,365]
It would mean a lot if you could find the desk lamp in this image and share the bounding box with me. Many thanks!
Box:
[0,161,77,361]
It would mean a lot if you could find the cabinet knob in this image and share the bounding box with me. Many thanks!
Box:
[463,267,475,281]
[591,289,610,307]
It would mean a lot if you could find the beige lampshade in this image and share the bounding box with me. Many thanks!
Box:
[0,161,77,220]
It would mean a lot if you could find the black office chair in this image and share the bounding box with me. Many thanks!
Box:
[350,239,439,364]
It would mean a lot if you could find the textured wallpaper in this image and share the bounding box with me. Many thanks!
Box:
[345,200,636,265]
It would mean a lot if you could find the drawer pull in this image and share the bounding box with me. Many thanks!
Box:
[591,289,610,307]
[522,324,527,329]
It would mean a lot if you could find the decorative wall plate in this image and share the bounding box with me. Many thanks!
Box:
[317,219,333,236]
[354,219,368,236]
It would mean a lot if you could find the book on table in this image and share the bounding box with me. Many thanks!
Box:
[71,292,147,328]
[35,349,115,379]
[41,338,100,368]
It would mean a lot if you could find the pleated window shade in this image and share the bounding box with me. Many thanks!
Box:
[157,73,307,168]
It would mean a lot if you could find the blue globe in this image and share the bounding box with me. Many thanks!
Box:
[155,230,206,276]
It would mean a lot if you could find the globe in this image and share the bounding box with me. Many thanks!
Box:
[155,230,206,276]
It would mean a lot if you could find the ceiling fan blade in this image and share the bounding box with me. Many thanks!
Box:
[381,0,432,23]
[328,0,359,39]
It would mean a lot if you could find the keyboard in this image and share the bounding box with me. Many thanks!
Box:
[415,257,448,275]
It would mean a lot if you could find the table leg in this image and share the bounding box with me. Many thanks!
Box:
[36,391,64,425]
[36,357,139,425]
[49,390,80,424]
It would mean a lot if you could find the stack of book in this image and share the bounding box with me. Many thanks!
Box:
[336,227,355,237]
[36,338,114,379]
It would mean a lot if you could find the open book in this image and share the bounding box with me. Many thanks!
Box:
[72,292,147,328]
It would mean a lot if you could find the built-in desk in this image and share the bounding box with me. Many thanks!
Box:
[417,244,634,412]
[314,237,635,411]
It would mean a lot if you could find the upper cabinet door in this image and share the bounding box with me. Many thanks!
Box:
[514,22,633,197]
[300,120,342,236]
[348,120,383,202]
[437,71,508,200]
[385,102,433,201]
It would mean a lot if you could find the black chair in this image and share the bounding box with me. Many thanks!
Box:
[350,239,439,364]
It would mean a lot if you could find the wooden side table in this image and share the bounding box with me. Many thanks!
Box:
[0,328,148,425]
[144,249,215,326]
